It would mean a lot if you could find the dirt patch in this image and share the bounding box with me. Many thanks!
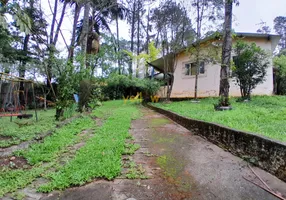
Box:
[0,135,12,141]
[0,156,30,169]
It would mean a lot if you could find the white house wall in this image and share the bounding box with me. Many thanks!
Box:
[163,37,274,98]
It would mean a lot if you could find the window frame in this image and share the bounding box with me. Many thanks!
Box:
[183,61,206,77]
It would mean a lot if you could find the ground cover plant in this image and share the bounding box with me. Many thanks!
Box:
[17,116,94,165]
[0,100,141,197]
[153,96,286,142]
[0,109,57,148]
[0,116,95,197]
[38,100,140,192]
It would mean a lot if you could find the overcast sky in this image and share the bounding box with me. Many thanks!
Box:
[44,0,286,52]
[233,0,286,33]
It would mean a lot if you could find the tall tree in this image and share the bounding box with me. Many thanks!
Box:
[68,1,82,61]
[107,1,128,74]
[47,0,69,85]
[151,0,194,100]
[80,0,91,66]
[274,16,286,50]
[257,21,271,34]
[185,0,224,100]
[218,0,236,107]
[18,0,48,105]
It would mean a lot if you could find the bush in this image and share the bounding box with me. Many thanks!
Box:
[232,41,269,100]
[273,55,286,95]
[101,74,161,100]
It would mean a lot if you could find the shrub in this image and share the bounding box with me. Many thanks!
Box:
[232,41,269,100]
[273,55,286,95]
[102,74,161,100]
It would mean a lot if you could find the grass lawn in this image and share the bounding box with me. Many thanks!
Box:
[153,96,286,142]
[0,100,141,197]
[0,109,57,148]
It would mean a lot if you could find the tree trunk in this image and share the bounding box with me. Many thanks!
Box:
[44,93,47,111]
[116,13,121,74]
[146,9,150,54]
[129,0,136,76]
[53,0,68,46]
[81,1,91,68]
[144,9,150,78]
[19,34,30,106]
[68,3,81,62]
[47,0,58,86]
[49,0,58,45]
[194,0,203,100]
[136,0,140,78]
[219,0,233,106]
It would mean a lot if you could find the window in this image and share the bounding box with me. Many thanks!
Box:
[199,62,205,74]
[185,63,191,75]
[184,62,205,76]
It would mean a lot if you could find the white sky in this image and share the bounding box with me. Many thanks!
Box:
[233,0,286,33]
[42,0,286,52]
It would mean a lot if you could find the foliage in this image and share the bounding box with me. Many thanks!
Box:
[18,116,94,165]
[88,99,102,110]
[102,74,161,99]
[232,41,269,99]
[0,116,95,197]
[124,41,161,77]
[55,59,91,120]
[257,21,271,34]
[154,96,286,142]
[151,0,195,51]
[123,143,141,155]
[38,100,140,192]
[0,2,32,34]
[0,164,48,197]
[63,103,78,119]
[0,109,56,148]
[125,162,147,179]
[273,55,286,94]
[274,16,286,50]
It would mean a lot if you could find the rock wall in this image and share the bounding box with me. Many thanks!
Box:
[145,103,286,182]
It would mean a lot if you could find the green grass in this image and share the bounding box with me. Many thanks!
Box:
[153,96,286,142]
[0,116,95,197]
[0,164,51,197]
[0,109,57,147]
[38,100,140,192]
[0,101,141,196]
[17,116,94,165]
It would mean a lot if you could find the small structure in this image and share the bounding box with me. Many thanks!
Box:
[0,72,38,121]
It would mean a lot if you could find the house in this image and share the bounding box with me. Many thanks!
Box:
[149,32,281,98]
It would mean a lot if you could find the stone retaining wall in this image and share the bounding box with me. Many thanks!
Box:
[145,103,286,182]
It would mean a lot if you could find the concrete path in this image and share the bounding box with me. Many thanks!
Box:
[41,107,286,200]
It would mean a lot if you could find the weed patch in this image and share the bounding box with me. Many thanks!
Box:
[125,161,148,179]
